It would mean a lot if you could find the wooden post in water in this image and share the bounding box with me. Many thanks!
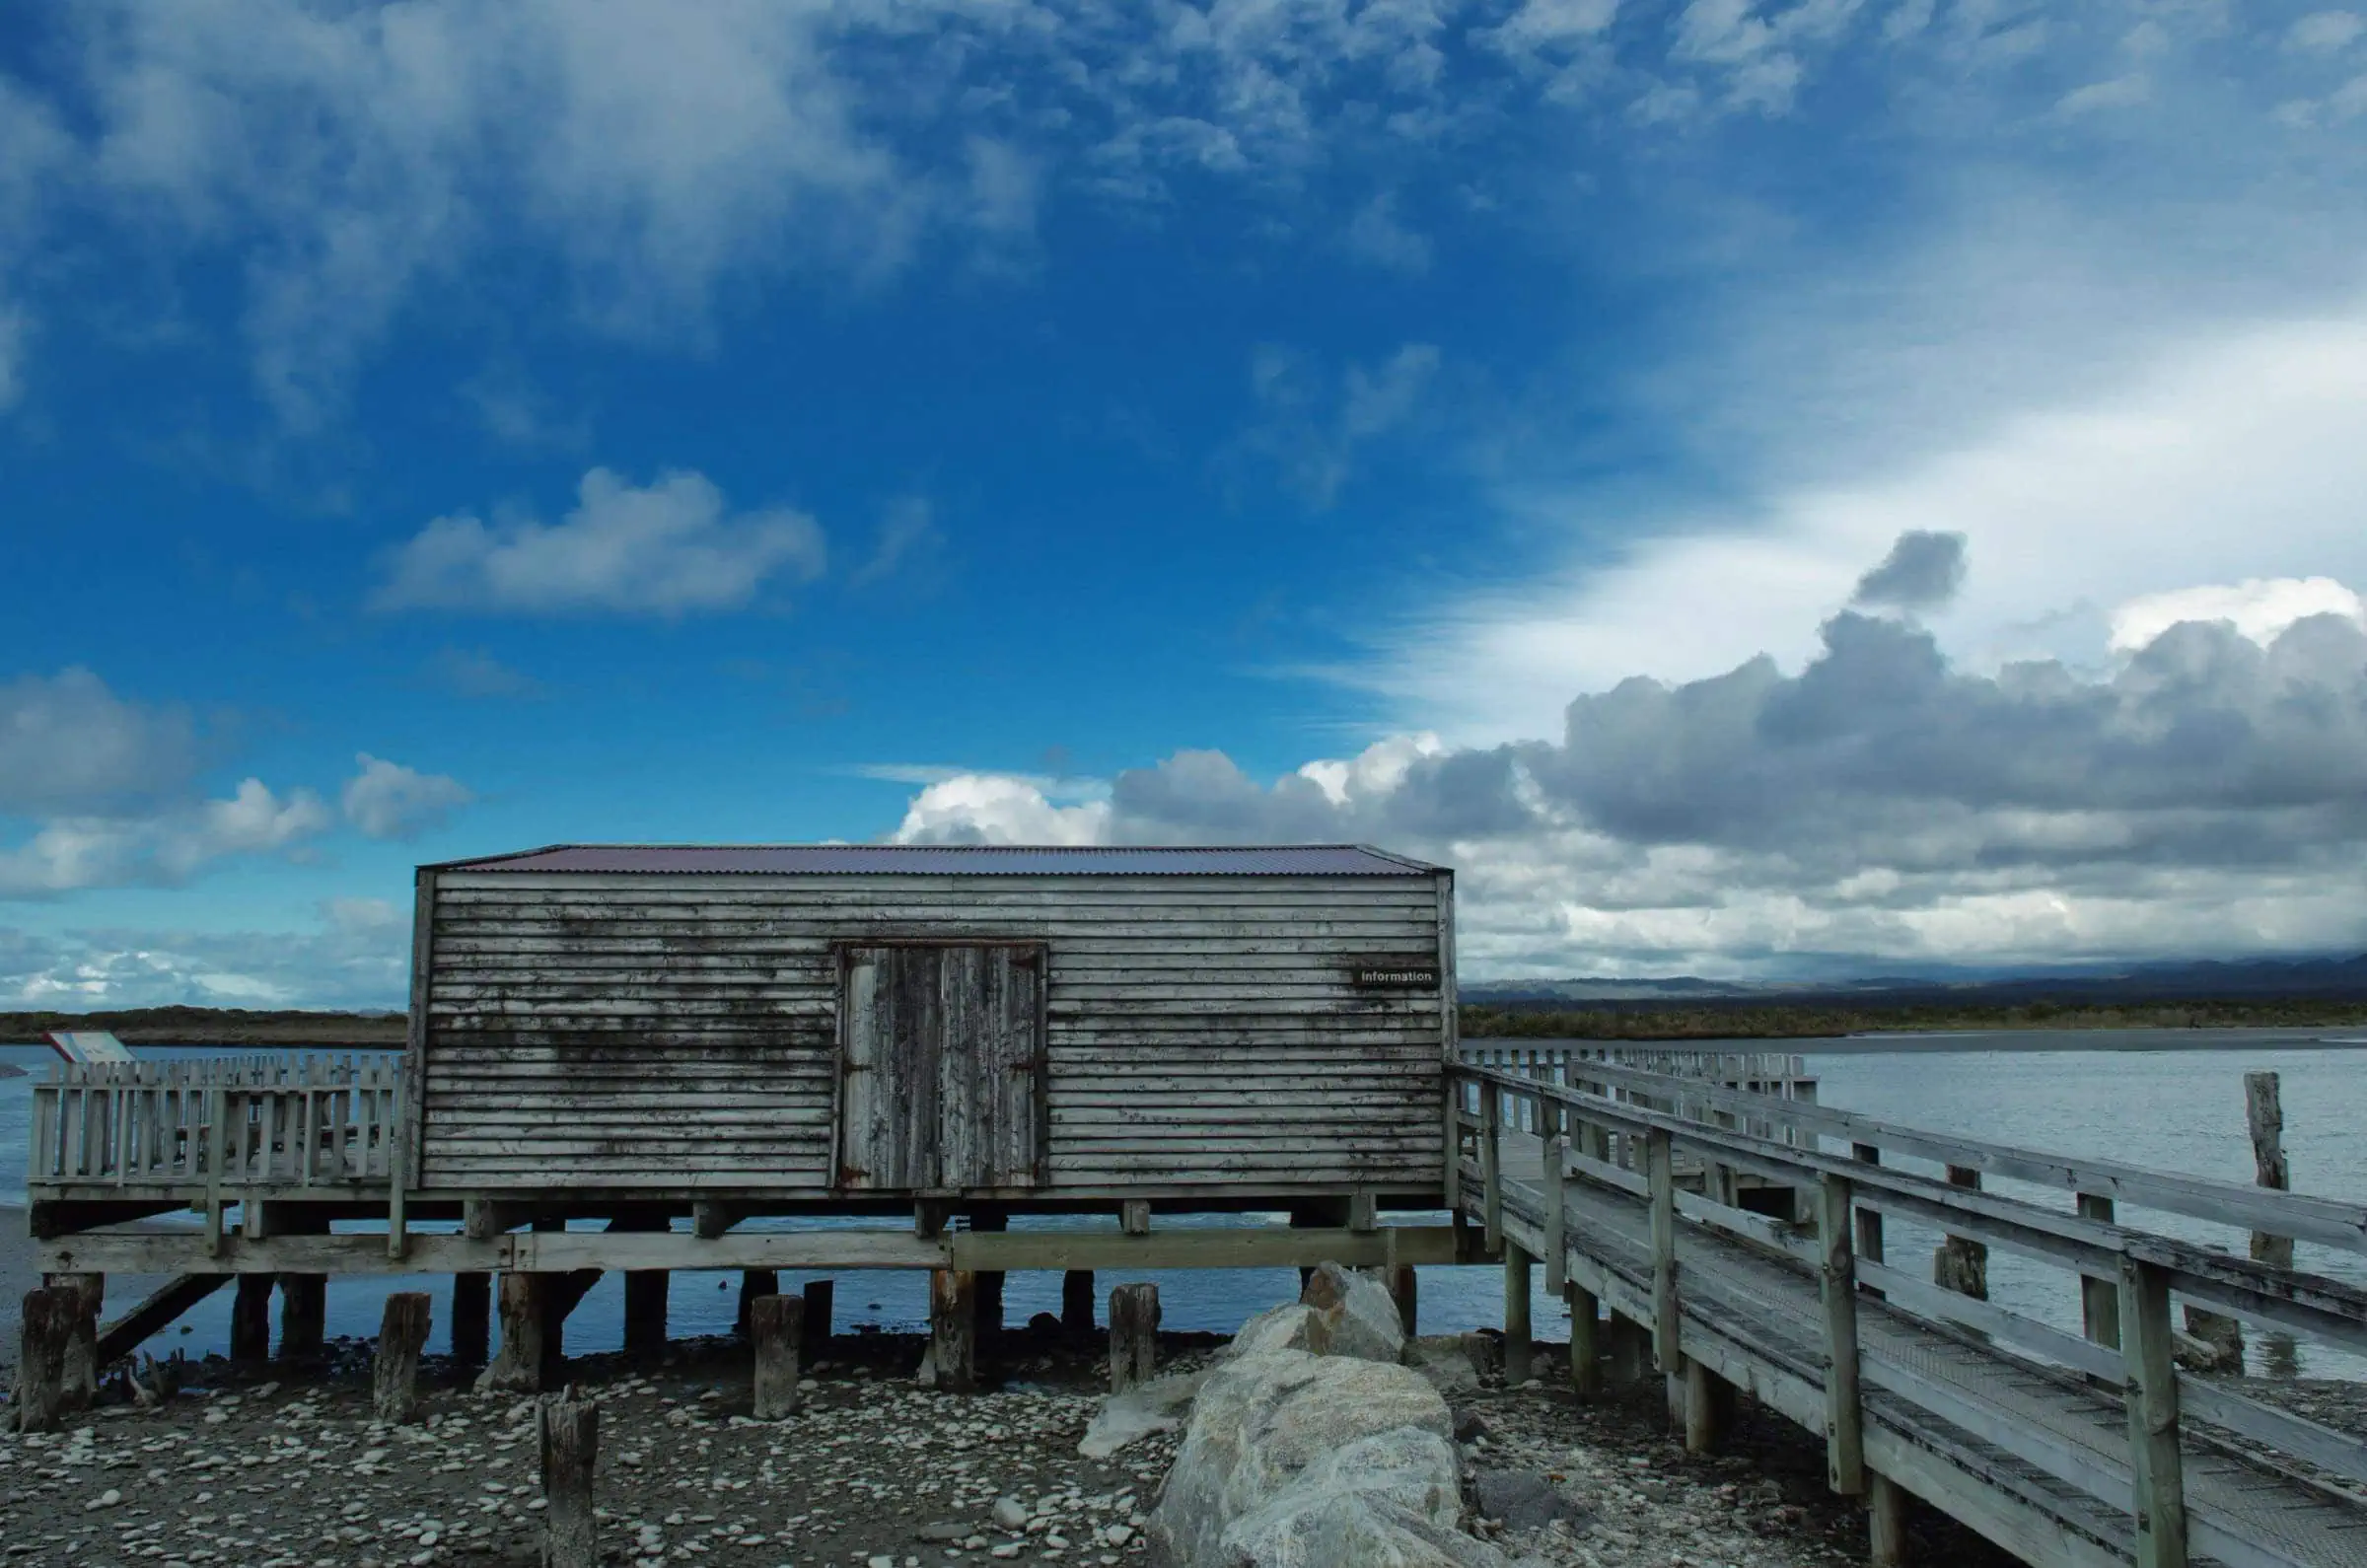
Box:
[750,1294,803,1419]
[1388,1265,1418,1338]
[972,1208,1008,1337]
[803,1279,834,1359]
[930,1268,976,1393]
[539,1396,601,1568]
[373,1292,431,1424]
[230,1274,274,1366]
[451,1272,491,1367]
[2119,1257,2188,1568]
[622,1270,669,1363]
[1109,1282,1159,1392]
[2245,1071,2294,1270]
[1503,1245,1534,1384]
[736,1269,779,1337]
[14,1286,73,1434]
[1934,1167,1988,1301]
[1061,1270,1095,1334]
[49,1273,102,1411]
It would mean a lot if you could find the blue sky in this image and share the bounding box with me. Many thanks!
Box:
[6,1,2367,1006]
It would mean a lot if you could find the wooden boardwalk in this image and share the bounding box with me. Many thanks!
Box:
[1456,1051,2367,1568]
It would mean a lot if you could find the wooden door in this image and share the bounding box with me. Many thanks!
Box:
[838,943,1044,1191]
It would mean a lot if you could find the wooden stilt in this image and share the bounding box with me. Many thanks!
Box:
[1060,1269,1095,1334]
[47,1273,101,1410]
[1566,1284,1602,1397]
[2121,1257,2188,1568]
[1388,1264,1418,1338]
[14,1287,73,1434]
[451,1271,491,1366]
[2246,1072,2294,1270]
[736,1268,778,1337]
[1683,1360,1729,1454]
[1109,1282,1159,1392]
[1606,1312,1648,1389]
[750,1293,803,1419]
[373,1292,431,1424]
[279,1274,325,1360]
[930,1268,976,1393]
[1934,1167,1988,1301]
[230,1274,274,1367]
[489,1272,546,1391]
[1868,1472,1907,1567]
[802,1278,833,1359]
[972,1209,1008,1337]
[1503,1244,1534,1383]
[623,1270,669,1362]
[539,1396,601,1568]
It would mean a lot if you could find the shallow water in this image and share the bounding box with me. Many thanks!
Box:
[5,1032,2360,1375]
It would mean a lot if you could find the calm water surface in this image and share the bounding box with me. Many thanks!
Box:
[4,1031,2360,1376]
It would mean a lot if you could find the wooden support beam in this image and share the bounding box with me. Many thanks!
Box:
[539,1397,601,1568]
[1119,1199,1151,1237]
[96,1274,228,1366]
[970,1209,1007,1336]
[1605,1312,1648,1390]
[1504,1245,1534,1384]
[1566,1284,1602,1398]
[14,1287,72,1434]
[1480,1081,1504,1253]
[930,1268,976,1393]
[230,1273,273,1366]
[1818,1174,1867,1496]
[279,1273,325,1359]
[802,1279,833,1359]
[736,1269,778,1337]
[692,1200,737,1242]
[1109,1282,1159,1392]
[373,1292,430,1424]
[1061,1269,1095,1334]
[47,1273,101,1411]
[1868,1471,1907,1568]
[2245,1072,2294,1271]
[1935,1166,1989,1301]
[750,1294,803,1419]
[1683,1359,1728,1454]
[2119,1256,2188,1568]
[451,1271,491,1367]
[1347,1191,1378,1233]
[2077,1194,2120,1352]
[623,1270,668,1363]
[1389,1264,1418,1339]
[1851,1144,1886,1302]
[463,1199,527,1242]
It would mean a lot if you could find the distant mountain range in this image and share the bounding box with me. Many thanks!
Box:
[1462,954,2367,1007]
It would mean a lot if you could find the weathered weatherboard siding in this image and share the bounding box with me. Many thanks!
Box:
[416,871,1451,1195]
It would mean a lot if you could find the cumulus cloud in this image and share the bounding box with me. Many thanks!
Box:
[1851,530,1968,612]
[340,754,473,840]
[0,779,331,897]
[2108,577,2365,654]
[892,548,2367,972]
[0,668,198,814]
[376,466,826,616]
[0,897,411,1009]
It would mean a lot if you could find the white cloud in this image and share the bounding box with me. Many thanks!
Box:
[848,497,945,588]
[891,773,1111,845]
[2289,12,2366,53]
[377,466,826,615]
[1,897,411,1009]
[0,668,199,814]
[2108,577,2365,655]
[1344,192,1433,274]
[2055,74,2151,115]
[0,779,331,897]
[340,753,473,840]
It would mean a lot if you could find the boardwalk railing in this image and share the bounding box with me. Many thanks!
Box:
[1451,1052,2367,1568]
[29,1054,403,1193]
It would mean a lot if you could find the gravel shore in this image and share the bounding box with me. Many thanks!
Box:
[0,1319,2051,1568]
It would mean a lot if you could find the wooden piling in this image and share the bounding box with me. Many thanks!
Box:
[1109,1282,1159,1392]
[489,1272,547,1391]
[803,1279,834,1359]
[736,1268,779,1337]
[1868,1472,1907,1568]
[14,1286,73,1434]
[279,1273,325,1360]
[2120,1256,2188,1568]
[539,1396,601,1568]
[750,1293,803,1419]
[49,1273,101,1410]
[230,1273,274,1366]
[451,1272,492,1366]
[972,1208,1008,1336]
[1388,1264,1418,1338]
[373,1291,432,1424]
[1934,1166,1988,1301]
[2245,1071,2294,1270]
[623,1270,669,1363]
[1060,1269,1095,1334]
[2077,1194,2120,1351]
[1503,1245,1534,1384]
[1565,1283,1602,1397]
[1605,1311,1648,1390]
[1683,1360,1730,1454]
[930,1268,976,1393]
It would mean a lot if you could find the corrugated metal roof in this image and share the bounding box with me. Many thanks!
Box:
[429,843,1442,876]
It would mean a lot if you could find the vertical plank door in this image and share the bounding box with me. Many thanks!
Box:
[840,944,1044,1192]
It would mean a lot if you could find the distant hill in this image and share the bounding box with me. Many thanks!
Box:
[1463,954,2367,1007]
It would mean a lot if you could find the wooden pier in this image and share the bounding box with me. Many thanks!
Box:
[1455,1045,2367,1568]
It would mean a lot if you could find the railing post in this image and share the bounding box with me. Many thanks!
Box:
[1646,1126,1679,1370]
[1851,1144,1886,1302]
[1480,1080,1503,1254]
[204,1087,227,1259]
[1817,1173,1867,1496]
[1542,1129,1567,1294]
[2119,1256,2187,1568]
[2078,1193,2121,1350]
[1442,1072,1463,1213]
